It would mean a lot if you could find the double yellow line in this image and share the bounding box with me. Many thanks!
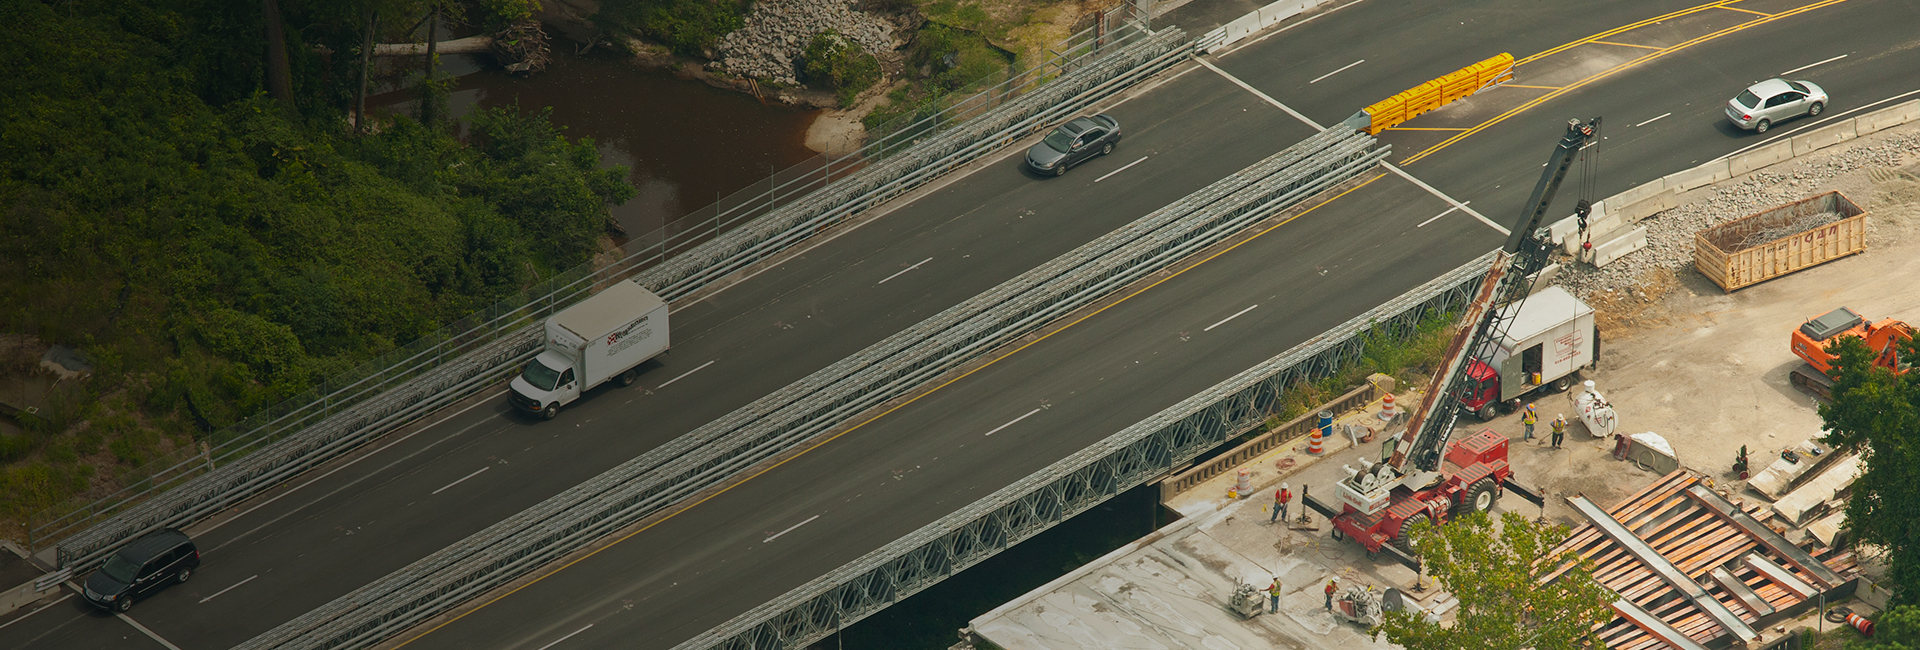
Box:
[1401,0,1852,166]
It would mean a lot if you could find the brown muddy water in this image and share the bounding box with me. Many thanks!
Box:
[371,45,822,240]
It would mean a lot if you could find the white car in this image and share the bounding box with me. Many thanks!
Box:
[1726,78,1828,134]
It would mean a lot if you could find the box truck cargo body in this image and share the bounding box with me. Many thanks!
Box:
[508,280,670,419]
[1460,286,1597,419]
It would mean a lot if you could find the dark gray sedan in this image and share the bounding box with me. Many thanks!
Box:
[1026,114,1122,176]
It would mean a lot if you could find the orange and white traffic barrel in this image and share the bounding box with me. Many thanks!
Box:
[1378,393,1396,421]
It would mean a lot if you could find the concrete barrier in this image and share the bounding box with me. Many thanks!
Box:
[1548,214,1581,252]
[1607,179,1667,210]
[1613,187,1676,224]
[1728,139,1795,177]
[1791,119,1857,157]
[1257,0,1313,28]
[1663,160,1731,193]
[1591,226,1648,268]
[1855,99,1920,135]
[1210,0,1330,51]
[1220,13,1260,49]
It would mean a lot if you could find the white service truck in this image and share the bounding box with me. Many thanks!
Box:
[1461,285,1599,420]
[508,280,670,419]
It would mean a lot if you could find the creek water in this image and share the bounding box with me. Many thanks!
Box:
[373,44,822,240]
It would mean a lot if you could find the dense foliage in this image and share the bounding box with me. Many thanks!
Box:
[1375,511,1617,650]
[601,0,745,56]
[1850,604,1920,649]
[1820,334,1920,606]
[800,29,882,105]
[0,0,631,521]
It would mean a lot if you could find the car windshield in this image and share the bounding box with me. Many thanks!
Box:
[522,359,562,392]
[101,553,141,583]
[1042,129,1074,153]
[1735,90,1761,108]
[1787,80,1810,93]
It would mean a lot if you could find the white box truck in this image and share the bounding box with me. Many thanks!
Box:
[508,280,670,419]
[1461,285,1598,420]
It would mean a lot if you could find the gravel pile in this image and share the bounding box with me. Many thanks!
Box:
[713,0,895,85]
[1554,131,1920,301]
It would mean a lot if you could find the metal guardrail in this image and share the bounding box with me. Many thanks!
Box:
[234,99,1386,650]
[676,250,1498,650]
[1158,382,1377,499]
[37,9,1184,571]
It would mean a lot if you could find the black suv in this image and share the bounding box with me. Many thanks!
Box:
[82,528,199,612]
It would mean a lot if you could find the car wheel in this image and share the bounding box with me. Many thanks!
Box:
[541,403,558,420]
[615,368,637,387]
[176,567,193,584]
[1551,375,1573,393]
[1101,142,1113,156]
[116,596,133,613]
[1755,119,1770,133]
[1808,101,1824,117]
[1475,403,1496,421]
[1053,165,1066,176]
[1393,513,1429,554]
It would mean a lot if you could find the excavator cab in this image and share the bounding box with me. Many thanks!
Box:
[1789,306,1914,399]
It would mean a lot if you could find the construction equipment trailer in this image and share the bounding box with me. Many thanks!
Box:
[1304,119,1601,565]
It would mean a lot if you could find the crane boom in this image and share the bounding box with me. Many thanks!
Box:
[1389,118,1599,473]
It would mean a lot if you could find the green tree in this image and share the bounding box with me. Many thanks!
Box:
[1820,335,1920,605]
[1374,511,1617,650]
[1850,604,1920,649]
[800,29,881,105]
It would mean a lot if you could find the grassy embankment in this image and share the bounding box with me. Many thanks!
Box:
[0,0,633,540]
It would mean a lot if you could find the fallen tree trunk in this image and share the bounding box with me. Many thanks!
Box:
[374,35,493,56]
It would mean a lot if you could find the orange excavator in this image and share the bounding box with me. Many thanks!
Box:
[1789,307,1914,399]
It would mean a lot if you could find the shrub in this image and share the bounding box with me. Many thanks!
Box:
[602,0,745,57]
[799,30,882,105]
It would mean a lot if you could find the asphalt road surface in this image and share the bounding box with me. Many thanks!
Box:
[393,1,1920,649]
[5,0,1917,647]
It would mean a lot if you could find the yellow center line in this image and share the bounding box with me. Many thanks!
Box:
[393,173,1393,647]
[1502,84,1563,90]
[1591,40,1663,50]
[1719,5,1775,15]
[1516,0,1743,65]
[1402,0,1850,166]
[1386,127,1470,131]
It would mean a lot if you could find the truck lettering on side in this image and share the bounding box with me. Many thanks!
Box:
[608,328,652,356]
[1554,330,1583,364]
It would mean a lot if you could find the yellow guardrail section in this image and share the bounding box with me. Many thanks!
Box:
[1361,53,1515,134]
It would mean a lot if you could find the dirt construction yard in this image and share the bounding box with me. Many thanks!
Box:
[1483,118,1920,527]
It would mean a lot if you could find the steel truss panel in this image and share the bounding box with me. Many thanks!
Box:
[1686,484,1842,588]
[676,251,1499,649]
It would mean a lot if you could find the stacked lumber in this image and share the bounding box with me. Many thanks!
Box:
[1544,471,1859,649]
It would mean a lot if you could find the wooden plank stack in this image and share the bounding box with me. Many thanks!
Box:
[1544,471,1859,649]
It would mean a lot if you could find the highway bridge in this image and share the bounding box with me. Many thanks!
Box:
[4,0,1917,648]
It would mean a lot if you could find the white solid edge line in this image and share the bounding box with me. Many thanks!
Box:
[1309,59,1364,84]
[1204,304,1259,332]
[1199,58,1324,131]
[1381,163,1508,235]
[0,593,71,630]
[764,514,822,543]
[431,466,490,495]
[1214,0,1369,58]
[1200,59,1503,235]
[1633,112,1672,127]
[198,574,259,604]
[197,389,509,537]
[656,360,717,389]
[877,257,934,284]
[1780,54,1847,77]
[1094,156,1151,183]
[1715,86,1920,162]
[535,624,595,650]
[985,408,1044,436]
[117,612,184,650]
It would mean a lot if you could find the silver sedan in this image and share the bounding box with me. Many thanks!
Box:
[1726,78,1828,134]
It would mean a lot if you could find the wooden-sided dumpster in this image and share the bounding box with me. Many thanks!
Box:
[1693,190,1866,291]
